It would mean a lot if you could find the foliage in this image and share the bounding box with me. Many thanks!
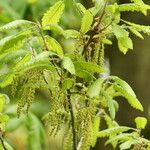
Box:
[0,0,150,149]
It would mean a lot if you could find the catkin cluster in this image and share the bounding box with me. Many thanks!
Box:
[11,69,44,117]
[44,90,69,136]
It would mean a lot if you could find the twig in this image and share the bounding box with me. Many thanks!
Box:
[98,0,108,27]
[0,131,7,150]
[99,19,113,32]
[36,21,62,77]
[42,72,52,96]
[36,21,49,51]
[0,138,7,150]
[67,90,77,150]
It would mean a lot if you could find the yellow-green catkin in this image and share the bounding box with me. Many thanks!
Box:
[44,90,68,136]
[11,69,44,117]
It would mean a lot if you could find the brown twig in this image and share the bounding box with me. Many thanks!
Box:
[0,130,7,150]
[36,21,62,77]
[67,90,77,150]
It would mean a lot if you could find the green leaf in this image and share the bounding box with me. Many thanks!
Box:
[15,53,31,68]
[0,30,32,54]
[45,36,64,58]
[42,1,65,30]
[97,126,132,138]
[87,78,105,98]
[80,10,93,34]
[63,57,75,74]
[113,100,119,113]
[135,117,147,129]
[119,139,139,150]
[0,95,5,113]
[90,0,105,16]
[74,61,105,73]
[26,113,47,150]
[0,20,34,32]
[109,76,136,97]
[112,24,133,54]
[114,84,143,111]
[106,95,116,120]
[122,19,150,36]
[118,37,133,54]
[129,27,144,39]
[16,52,54,73]
[105,133,136,145]
[0,94,9,112]
[119,3,150,15]
[63,30,80,39]
[76,3,86,14]
[131,0,144,3]
[63,78,74,89]
[7,117,25,131]
[0,50,28,65]
[102,38,112,45]
[103,114,116,128]
[43,24,64,35]
[0,73,14,88]
[75,68,93,81]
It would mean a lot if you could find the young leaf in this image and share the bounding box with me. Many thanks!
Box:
[0,94,9,113]
[118,37,133,54]
[0,50,28,65]
[103,114,114,128]
[63,78,74,89]
[112,24,133,54]
[87,78,105,98]
[113,100,119,112]
[102,38,112,45]
[15,53,31,68]
[44,24,64,34]
[15,52,54,73]
[105,94,116,120]
[0,94,5,113]
[131,0,144,3]
[75,68,93,81]
[97,126,132,138]
[119,3,150,15]
[109,76,136,97]
[0,30,32,54]
[0,73,14,88]
[63,57,75,74]
[42,1,65,30]
[45,36,64,58]
[114,84,143,111]
[119,139,139,150]
[74,61,105,73]
[63,30,80,39]
[105,133,135,145]
[135,117,147,129]
[122,19,150,35]
[0,20,34,32]
[26,113,47,150]
[90,0,105,16]
[76,3,86,14]
[80,10,93,34]
[129,27,144,39]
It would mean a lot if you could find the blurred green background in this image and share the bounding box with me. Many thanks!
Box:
[0,0,150,149]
